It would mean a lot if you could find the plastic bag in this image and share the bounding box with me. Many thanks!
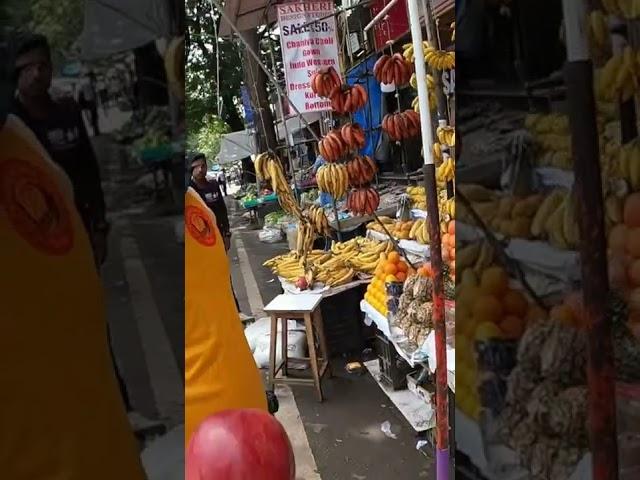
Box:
[258,227,283,243]
[253,330,307,369]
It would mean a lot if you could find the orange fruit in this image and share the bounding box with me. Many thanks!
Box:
[384,263,398,275]
[624,192,640,227]
[387,251,400,264]
[525,304,546,326]
[629,259,640,286]
[609,224,628,253]
[479,266,509,297]
[626,228,640,258]
[397,261,408,273]
[473,295,503,324]
[385,274,398,283]
[502,289,528,317]
[448,221,455,236]
[499,315,526,339]
[475,322,503,341]
[550,304,575,327]
[450,247,456,260]
[396,271,407,283]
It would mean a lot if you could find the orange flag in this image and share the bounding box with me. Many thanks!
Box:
[0,115,145,478]
[185,187,267,447]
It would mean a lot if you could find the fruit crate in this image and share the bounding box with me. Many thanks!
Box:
[375,332,417,390]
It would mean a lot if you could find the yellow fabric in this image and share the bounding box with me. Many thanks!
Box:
[0,115,145,478]
[185,187,267,447]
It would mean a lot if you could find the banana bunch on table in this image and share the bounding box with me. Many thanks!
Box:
[263,249,355,287]
[409,218,430,244]
[331,237,393,275]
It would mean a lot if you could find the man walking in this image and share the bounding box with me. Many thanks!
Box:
[189,153,243,312]
[10,32,139,423]
[11,33,108,266]
[79,71,99,136]
[218,168,228,196]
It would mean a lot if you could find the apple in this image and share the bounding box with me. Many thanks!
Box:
[186,409,295,480]
[295,276,309,290]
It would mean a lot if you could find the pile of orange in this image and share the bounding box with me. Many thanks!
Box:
[457,265,534,343]
[441,221,456,279]
[364,251,412,315]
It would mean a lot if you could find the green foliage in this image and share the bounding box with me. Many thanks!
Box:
[1,0,83,66]
[187,114,231,164]
[30,0,83,59]
[185,0,244,132]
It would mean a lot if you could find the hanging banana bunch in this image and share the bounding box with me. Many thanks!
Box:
[596,45,639,102]
[402,40,430,63]
[410,74,437,112]
[437,125,456,147]
[436,154,455,187]
[601,0,640,18]
[255,152,303,218]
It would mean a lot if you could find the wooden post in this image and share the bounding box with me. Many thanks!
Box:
[562,1,618,479]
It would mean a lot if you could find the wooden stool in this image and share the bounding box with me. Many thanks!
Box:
[264,294,331,401]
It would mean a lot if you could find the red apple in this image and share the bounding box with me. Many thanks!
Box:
[186,409,295,480]
[295,276,308,290]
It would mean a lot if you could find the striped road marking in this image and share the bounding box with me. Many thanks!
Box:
[120,221,184,427]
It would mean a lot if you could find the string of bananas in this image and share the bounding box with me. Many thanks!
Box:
[402,40,430,63]
[295,220,316,257]
[255,152,303,218]
[424,46,455,71]
[317,163,349,199]
[436,155,455,186]
[588,10,609,51]
[596,45,639,102]
[306,205,331,237]
[409,73,437,112]
[601,0,640,18]
[437,125,456,146]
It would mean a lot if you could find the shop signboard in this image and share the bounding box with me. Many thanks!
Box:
[371,0,410,51]
[277,1,340,114]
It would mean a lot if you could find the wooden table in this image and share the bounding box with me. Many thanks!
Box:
[263,294,331,401]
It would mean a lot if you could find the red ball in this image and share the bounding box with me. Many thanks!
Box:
[186,409,295,480]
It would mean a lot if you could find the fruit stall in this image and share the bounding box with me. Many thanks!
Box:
[454,3,640,479]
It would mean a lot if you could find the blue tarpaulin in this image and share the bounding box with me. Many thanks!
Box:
[345,55,382,159]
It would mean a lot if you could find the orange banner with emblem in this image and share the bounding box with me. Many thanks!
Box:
[0,115,145,479]
[185,187,267,447]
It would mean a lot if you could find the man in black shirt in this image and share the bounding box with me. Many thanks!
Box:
[11,33,109,265]
[189,153,241,311]
[189,153,231,250]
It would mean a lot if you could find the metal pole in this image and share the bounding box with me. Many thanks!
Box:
[211,0,321,143]
[406,1,448,479]
[561,2,618,480]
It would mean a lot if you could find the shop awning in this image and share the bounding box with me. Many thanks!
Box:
[79,0,171,60]
[276,112,322,140]
[217,129,257,164]
[219,0,277,38]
